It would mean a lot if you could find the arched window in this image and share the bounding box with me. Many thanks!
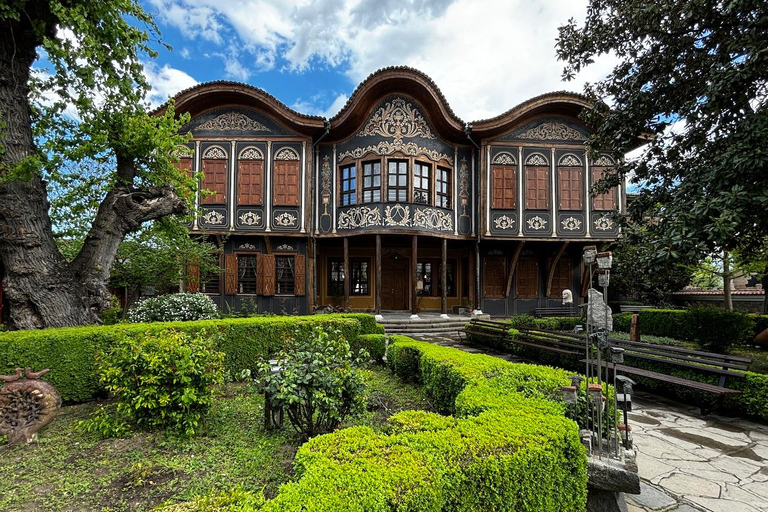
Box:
[201,146,228,204]
[273,147,300,206]
[558,154,583,210]
[237,146,264,206]
[524,153,549,210]
[492,152,517,209]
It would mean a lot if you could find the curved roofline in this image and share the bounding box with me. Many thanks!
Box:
[327,66,467,144]
[154,81,326,135]
[469,91,596,140]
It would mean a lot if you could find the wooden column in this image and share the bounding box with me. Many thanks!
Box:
[375,235,382,314]
[441,238,447,315]
[343,237,350,311]
[411,235,418,315]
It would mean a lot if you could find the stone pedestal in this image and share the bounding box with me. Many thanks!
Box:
[587,456,640,512]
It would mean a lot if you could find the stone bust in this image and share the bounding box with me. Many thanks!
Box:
[562,289,573,305]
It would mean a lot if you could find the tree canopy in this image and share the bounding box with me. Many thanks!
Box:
[556,0,768,285]
[0,1,194,328]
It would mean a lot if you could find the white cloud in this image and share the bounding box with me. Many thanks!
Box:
[145,0,617,120]
[291,93,349,118]
[143,62,199,106]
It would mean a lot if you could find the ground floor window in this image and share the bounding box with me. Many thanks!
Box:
[276,256,295,295]
[200,256,221,294]
[238,255,258,294]
[417,259,457,297]
[328,258,370,296]
[516,258,539,299]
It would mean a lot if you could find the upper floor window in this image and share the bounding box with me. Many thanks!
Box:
[524,153,549,210]
[592,156,617,210]
[491,153,517,209]
[362,161,381,202]
[273,148,300,206]
[201,146,228,204]
[436,166,451,209]
[238,147,264,206]
[388,160,408,202]
[413,162,431,204]
[172,146,194,177]
[340,164,356,206]
[557,154,583,210]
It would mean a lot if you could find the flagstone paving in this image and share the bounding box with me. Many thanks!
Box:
[406,331,768,512]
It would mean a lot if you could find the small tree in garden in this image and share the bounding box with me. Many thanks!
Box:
[259,327,367,440]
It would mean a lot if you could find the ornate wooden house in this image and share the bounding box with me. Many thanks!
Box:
[159,67,624,316]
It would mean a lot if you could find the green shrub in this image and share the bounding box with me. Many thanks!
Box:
[636,309,693,341]
[0,316,362,403]
[96,329,225,436]
[508,315,582,331]
[329,313,382,334]
[259,327,367,440]
[128,293,219,323]
[351,334,386,362]
[688,305,754,352]
[612,312,633,333]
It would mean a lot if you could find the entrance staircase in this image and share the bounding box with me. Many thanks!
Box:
[377,312,471,336]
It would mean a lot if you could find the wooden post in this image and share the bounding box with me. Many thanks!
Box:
[468,248,476,309]
[343,237,350,312]
[412,235,418,315]
[375,235,382,314]
[441,238,447,315]
[630,314,640,342]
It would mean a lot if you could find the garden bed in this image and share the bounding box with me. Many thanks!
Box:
[0,367,433,512]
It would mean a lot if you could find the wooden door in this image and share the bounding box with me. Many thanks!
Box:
[381,256,408,310]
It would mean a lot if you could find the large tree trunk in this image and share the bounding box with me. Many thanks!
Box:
[722,251,733,312]
[0,9,188,329]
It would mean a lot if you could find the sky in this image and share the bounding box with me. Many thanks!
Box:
[138,0,617,122]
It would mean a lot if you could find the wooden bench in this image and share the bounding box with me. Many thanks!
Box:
[515,328,585,356]
[458,319,513,345]
[519,328,752,414]
[533,306,581,317]
[619,305,654,313]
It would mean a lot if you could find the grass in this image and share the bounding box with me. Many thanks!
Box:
[0,366,433,512]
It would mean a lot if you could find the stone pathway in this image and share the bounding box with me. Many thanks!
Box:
[406,331,768,512]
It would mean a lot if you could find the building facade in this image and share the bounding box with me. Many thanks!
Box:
[161,67,624,316]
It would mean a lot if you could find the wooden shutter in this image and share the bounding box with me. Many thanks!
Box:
[525,166,548,209]
[238,160,263,205]
[202,159,227,204]
[516,259,539,299]
[173,157,193,178]
[274,161,300,206]
[592,167,616,210]
[548,258,572,298]
[187,261,200,293]
[558,167,583,210]
[483,257,506,298]
[224,254,238,295]
[492,166,516,209]
[258,254,276,296]
[294,254,306,296]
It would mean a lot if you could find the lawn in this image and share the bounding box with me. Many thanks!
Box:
[0,367,433,512]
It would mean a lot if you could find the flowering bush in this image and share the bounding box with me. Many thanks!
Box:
[127,293,219,323]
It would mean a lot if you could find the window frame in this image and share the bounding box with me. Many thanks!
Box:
[340,163,357,206]
[436,165,451,209]
[236,253,259,295]
[413,161,431,205]
[558,165,583,210]
[201,146,228,205]
[524,163,549,210]
[492,164,516,209]
[275,254,296,295]
[592,166,617,211]
[387,159,409,202]
[362,160,381,203]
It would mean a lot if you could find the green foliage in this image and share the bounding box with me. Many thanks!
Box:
[557,0,768,262]
[508,315,583,331]
[259,327,367,440]
[0,315,362,402]
[688,305,755,352]
[155,487,267,512]
[95,329,224,436]
[99,295,124,325]
[77,404,132,439]
[128,293,220,323]
[351,334,387,363]
[612,312,632,333]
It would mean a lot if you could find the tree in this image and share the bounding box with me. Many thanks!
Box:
[0,2,194,329]
[556,0,768,305]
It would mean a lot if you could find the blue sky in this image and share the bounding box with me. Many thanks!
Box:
[138,0,617,121]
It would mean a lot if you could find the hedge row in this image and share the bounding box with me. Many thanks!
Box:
[611,308,768,347]
[0,314,380,402]
[465,321,768,422]
[159,337,589,512]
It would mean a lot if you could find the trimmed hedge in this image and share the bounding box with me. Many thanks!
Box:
[508,315,583,332]
[0,314,380,402]
[157,338,590,512]
[249,338,588,512]
[350,334,387,363]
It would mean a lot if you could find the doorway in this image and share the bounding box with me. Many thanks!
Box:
[381,255,409,310]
